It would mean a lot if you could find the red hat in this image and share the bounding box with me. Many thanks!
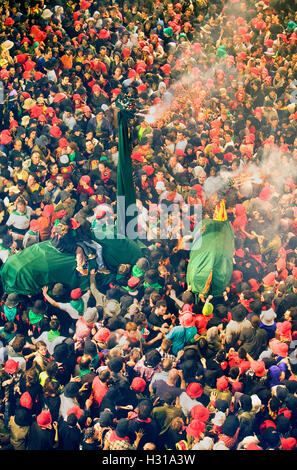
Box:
[131,151,143,162]
[259,420,276,436]
[4,359,19,374]
[235,248,245,258]
[269,338,288,357]
[71,288,82,300]
[186,382,203,399]
[98,29,110,39]
[246,442,262,450]
[128,276,140,289]
[128,69,137,79]
[4,17,14,26]
[35,71,44,81]
[237,51,247,61]
[255,19,266,30]
[192,42,202,54]
[259,186,271,201]
[30,105,43,119]
[73,93,83,102]
[136,84,147,93]
[262,271,276,286]
[180,312,196,328]
[111,88,121,96]
[37,410,52,428]
[94,327,110,343]
[136,65,146,74]
[52,93,66,103]
[175,148,185,156]
[250,360,266,377]
[216,376,229,391]
[67,405,84,419]
[276,321,292,339]
[0,70,9,80]
[59,138,69,149]
[278,408,292,419]
[0,133,13,145]
[131,377,146,393]
[142,165,154,176]
[80,175,91,184]
[21,37,31,45]
[281,438,296,450]
[190,404,209,422]
[264,39,274,47]
[248,278,260,292]
[122,48,131,58]
[161,64,171,74]
[49,126,62,138]
[8,121,18,132]
[16,53,28,64]
[23,59,36,71]
[290,33,297,41]
[80,0,91,9]
[186,419,205,438]
[231,270,243,284]
[19,392,33,410]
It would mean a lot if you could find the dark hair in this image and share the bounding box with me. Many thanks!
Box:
[144,349,161,368]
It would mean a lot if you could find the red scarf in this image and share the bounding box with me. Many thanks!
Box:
[101,168,110,183]
[109,430,130,442]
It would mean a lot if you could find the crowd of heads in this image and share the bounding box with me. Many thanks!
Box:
[0,0,297,452]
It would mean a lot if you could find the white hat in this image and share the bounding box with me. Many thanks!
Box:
[251,394,262,413]
[1,40,14,50]
[211,411,226,427]
[42,8,53,19]
[213,441,229,450]
[59,154,69,165]
[192,437,214,450]
[155,181,166,191]
[101,104,108,112]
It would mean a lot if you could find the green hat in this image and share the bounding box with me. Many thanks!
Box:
[179,33,187,40]
[164,27,173,37]
[287,21,297,30]
[33,42,40,49]
[216,46,227,58]
[202,303,213,316]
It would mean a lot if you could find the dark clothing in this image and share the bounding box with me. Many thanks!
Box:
[57,419,81,450]
[27,421,55,450]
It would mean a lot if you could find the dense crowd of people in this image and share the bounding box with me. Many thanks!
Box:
[0,0,297,452]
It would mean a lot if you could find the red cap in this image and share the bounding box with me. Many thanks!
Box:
[190,404,210,422]
[281,437,296,450]
[37,410,52,428]
[161,64,171,74]
[186,419,205,438]
[98,29,110,39]
[128,276,140,288]
[4,359,19,374]
[71,288,82,300]
[67,405,84,419]
[186,382,203,398]
[250,360,266,377]
[128,69,137,79]
[19,392,33,410]
[49,126,62,138]
[131,377,146,392]
[216,376,229,391]
[94,327,110,343]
